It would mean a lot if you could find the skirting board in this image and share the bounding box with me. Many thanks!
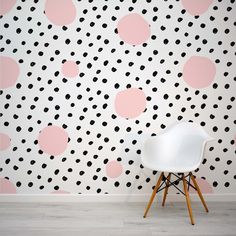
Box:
[0,194,235,202]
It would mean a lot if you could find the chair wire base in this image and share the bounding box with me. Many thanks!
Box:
[156,172,197,196]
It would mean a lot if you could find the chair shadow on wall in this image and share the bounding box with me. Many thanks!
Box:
[118,132,154,201]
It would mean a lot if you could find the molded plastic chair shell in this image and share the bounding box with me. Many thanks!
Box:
[141,121,214,173]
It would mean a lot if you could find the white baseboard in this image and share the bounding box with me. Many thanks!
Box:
[0,193,235,202]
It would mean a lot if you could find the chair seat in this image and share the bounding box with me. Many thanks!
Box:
[141,121,214,173]
[141,157,200,173]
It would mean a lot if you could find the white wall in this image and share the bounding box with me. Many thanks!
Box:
[0,0,235,197]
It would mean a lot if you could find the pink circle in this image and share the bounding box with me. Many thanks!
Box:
[106,161,123,178]
[117,13,150,45]
[181,0,213,16]
[45,0,76,26]
[51,190,70,194]
[183,56,216,89]
[115,88,146,119]
[61,61,79,78]
[189,178,213,194]
[38,125,68,156]
[0,0,16,15]
[0,56,20,89]
[0,133,11,151]
[0,178,16,194]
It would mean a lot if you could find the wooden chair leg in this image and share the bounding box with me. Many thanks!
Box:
[162,173,171,207]
[143,172,164,218]
[190,172,209,213]
[182,174,195,225]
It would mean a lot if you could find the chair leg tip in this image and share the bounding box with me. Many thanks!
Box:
[191,220,195,225]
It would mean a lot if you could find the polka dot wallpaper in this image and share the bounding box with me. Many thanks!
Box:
[0,0,235,195]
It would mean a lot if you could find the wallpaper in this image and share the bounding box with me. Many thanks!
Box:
[0,0,235,195]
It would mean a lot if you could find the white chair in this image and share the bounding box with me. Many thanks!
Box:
[141,121,214,225]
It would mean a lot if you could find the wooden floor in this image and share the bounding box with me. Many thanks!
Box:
[0,202,235,236]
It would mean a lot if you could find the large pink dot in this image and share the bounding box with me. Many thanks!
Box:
[117,13,150,45]
[181,0,213,16]
[61,61,79,78]
[38,125,68,156]
[189,178,213,194]
[0,56,20,89]
[183,56,216,89]
[45,0,76,26]
[106,161,123,178]
[0,0,16,15]
[115,88,146,119]
[0,178,16,194]
[0,133,11,151]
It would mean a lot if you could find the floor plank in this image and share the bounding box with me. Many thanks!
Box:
[0,202,235,236]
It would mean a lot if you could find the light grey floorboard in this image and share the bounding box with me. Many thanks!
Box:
[0,202,235,236]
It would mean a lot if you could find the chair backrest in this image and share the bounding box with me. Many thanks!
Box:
[166,121,213,160]
[142,121,214,169]
[164,121,213,140]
